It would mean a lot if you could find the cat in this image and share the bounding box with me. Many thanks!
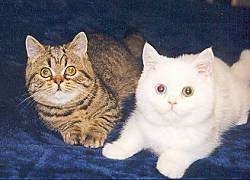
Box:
[25,31,144,148]
[102,42,250,178]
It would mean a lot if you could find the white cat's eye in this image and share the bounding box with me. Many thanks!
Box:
[40,67,52,78]
[182,86,194,97]
[65,66,76,76]
[156,84,167,94]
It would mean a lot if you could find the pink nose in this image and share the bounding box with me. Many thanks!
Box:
[168,101,177,105]
[53,75,64,85]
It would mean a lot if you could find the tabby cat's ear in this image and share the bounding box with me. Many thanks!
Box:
[142,42,160,70]
[68,32,88,59]
[25,35,45,59]
[193,47,214,76]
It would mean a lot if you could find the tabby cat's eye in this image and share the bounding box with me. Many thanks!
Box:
[40,67,52,78]
[65,66,76,76]
[156,84,167,94]
[182,86,194,97]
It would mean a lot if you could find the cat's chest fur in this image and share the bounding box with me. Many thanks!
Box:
[137,114,213,154]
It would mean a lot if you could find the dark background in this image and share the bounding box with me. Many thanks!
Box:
[0,0,249,178]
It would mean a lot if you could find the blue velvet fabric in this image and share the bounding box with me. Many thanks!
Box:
[0,0,249,178]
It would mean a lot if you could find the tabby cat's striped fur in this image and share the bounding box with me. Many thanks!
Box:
[25,32,144,148]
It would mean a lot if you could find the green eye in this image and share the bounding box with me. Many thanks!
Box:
[182,86,194,97]
[40,67,52,78]
[65,66,76,76]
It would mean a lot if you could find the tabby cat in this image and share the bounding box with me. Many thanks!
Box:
[25,32,144,148]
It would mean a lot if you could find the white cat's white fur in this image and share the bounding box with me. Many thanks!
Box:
[103,43,250,178]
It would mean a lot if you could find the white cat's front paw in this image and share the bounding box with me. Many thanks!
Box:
[156,156,187,179]
[102,143,131,160]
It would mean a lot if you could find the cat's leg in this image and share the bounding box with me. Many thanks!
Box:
[61,120,108,148]
[156,150,194,178]
[102,117,144,160]
[78,95,120,148]
[80,122,108,148]
[60,123,85,145]
[156,148,211,179]
[59,119,106,147]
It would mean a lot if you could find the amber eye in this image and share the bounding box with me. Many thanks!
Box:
[65,66,76,76]
[40,67,52,78]
[182,86,194,97]
[156,84,167,94]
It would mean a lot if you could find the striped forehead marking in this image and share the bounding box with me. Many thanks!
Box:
[49,46,65,64]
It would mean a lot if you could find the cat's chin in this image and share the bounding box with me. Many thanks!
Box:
[162,111,180,122]
[45,90,79,106]
[144,110,181,126]
[154,106,181,117]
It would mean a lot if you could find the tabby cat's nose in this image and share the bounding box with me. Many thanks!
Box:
[53,75,64,85]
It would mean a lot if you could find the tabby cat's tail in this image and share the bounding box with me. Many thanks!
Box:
[123,32,145,59]
[231,49,250,83]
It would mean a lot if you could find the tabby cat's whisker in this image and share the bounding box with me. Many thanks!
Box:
[17,93,38,106]
[17,88,51,106]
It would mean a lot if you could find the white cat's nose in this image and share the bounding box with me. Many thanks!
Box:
[168,96,177,105]
[168,101,177,105]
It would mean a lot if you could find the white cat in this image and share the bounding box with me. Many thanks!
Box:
[102,43,250,178]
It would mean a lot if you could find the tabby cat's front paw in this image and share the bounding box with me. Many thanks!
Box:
[61,127,85,145]
[61,127,106,148]
[81,131,107,148]
[102,143,131,160]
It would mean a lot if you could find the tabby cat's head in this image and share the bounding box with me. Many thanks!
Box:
[25,32,95,107]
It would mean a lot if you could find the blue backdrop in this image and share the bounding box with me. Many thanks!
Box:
[0,0,249,178]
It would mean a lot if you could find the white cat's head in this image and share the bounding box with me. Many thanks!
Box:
[136,43,215,125]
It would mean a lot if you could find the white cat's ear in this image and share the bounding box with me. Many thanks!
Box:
[25,35,45,59]
[68,32,88,59]
[193,47,214,76]
[142,42,160,70]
